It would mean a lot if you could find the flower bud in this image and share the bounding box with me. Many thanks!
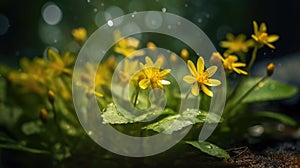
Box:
[266,63,275,76]
[180,49,189,60]
[40,108,48,123]
[48,90,55,104]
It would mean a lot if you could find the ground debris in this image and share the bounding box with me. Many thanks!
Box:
[225,142,300,168]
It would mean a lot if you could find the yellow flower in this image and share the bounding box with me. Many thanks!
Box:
[138,57,171,89]
[212,52,248,75]
[114,30,144,58]
[118,58,139,87]
[219,33,254,54]
[183,57,221,97]
[251,21,279,49]
[47,48,75,76]
[72,27,87,42]
[79,62,112,97]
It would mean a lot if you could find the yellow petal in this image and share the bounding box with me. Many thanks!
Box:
[187,60,198,77]
[160,69,171,77]
[206,79,221,86]
[267,35,279,43]
[191,83,199,96]
[139,79,150,89]
[183,75,196,84]
[265,43,276,49]
[233,68,248,75]
[48,48,64,66]
[260,22,267,32]
[145,57,154,66]
[197,57,205,73]
[251,35,259,41]
[161,80,171,85]
[253,21,258,35]
[201,84,213,97]
[206,66,218,77]
[226,33,235,41]
[232,63,246,67]
[94,91,104,97]
[219,41,231,48]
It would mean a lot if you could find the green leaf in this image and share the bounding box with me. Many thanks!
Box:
[101,103,174,124]
[238,78,298,103]
[143,109,220,134]
[186,141,230,159]
[252,111,297,126]
[21,120,43,136]
[102,103,133,124]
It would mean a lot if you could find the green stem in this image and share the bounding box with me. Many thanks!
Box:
[228,76,268,117]
[133,86,140,107]
[247,46,258,72]
[226,46,259,105]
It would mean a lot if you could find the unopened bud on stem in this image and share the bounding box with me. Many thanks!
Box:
[48,90,55,104]
[266,63,275,77]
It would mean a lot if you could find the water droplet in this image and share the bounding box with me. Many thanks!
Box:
[107,20,113,27]
[263,52,267,56]
[88,131,93,135]
[197,18,202,23]
[167,25,172,29]
[54,39,57,43]
[249,125,264,137]
[184,4,188,7]
[177,21,181,25]
[101,2,104,6]
[162,8,166,12]
[206,144,212,149]
[93,8,98,12]
[87,0,91,3]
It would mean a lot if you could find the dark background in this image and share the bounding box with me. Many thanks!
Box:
[0,0,300,65]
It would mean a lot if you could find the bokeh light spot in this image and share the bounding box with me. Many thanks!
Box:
[42,2,63,25]
[0,14,9,36]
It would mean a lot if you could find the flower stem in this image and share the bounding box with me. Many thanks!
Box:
[247,46,258,72]
[226,46,258,104]
[184,88,192,100]
[133,86,140,107]
[228,76,268,117]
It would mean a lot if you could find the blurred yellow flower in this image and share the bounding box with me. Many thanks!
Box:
[114,30,144,58]
[138,57,171,89]
[118,58,139,87]
[219,33,254,54]
[212,52,248,75]
[47,48,75,76]
[251,21,279,49]
[72,27,87,42]
[183,57,221,97]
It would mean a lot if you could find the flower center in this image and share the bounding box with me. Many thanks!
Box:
[258,32,268,42]
[196,72,209,84]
